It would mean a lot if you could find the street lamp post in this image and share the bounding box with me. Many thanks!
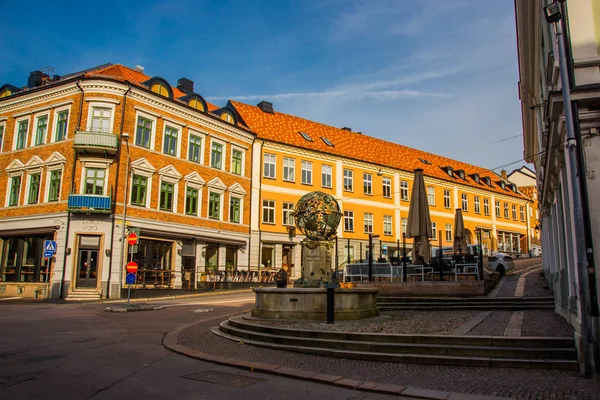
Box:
[118,133,131,296]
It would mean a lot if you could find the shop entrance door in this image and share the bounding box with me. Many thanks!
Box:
[76,242,99,289]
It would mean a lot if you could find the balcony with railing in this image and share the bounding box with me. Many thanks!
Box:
[73,129,118,155]
[67,190,112,214]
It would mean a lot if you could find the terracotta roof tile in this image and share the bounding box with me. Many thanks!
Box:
[230,100,527,199]
[518,186,536,200]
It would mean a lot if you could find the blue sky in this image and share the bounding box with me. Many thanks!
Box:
[1,0,528,172]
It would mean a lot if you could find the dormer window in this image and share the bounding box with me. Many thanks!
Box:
[470,173,480,184]
[483,176,492,186]
[151,82,169,97]
[498,181,506,190]
[510,183,518,192]
[221,111,234,124]
[299,131,313,142]
[189,98,205,112]
[0,88,12,98]
[321,137,334,147]
[419,158,431,165]
[144,77,173,98]
[456,169,465,179]
[445,166,454,178]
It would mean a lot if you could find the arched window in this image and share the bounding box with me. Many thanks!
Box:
[151,82,169,97]
[0,88,12,98]
[189,98,205,112]
[221,112,234,124]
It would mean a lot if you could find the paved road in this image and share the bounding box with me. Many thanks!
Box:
[0,292,405,400]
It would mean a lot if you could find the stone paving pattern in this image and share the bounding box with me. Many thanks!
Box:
[177,257,600,399]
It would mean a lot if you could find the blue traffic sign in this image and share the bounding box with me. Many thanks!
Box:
[44,240,57,254]
[43,251,54,258]
[126,273,136,285]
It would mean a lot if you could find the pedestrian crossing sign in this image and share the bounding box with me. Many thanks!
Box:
[44,240,57,254]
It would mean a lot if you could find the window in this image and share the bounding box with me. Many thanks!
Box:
[27,174,40,204]
[321,137,334,146]
[299,131,313,141]
[504,203,509,218]
[136,116,153,148]
[131,175,147,206]
[16,120,28,150]
[520,206,525,221]
[461,193,468,211]
[90,107,111,132]
[443,189,451,209]
[229,197,241,223]
[189,98,205,111]
[427,187,435,205]
[400,181,408,201]
[263,153,275,178]
[84,168,105,195]
[343,169,353,191]
[363,173,372,195]
[484,198,490,215]
[474,196,480,214]
[262,200,275,224]
[382,177,391,198]
[185,187,198,215]
[163,126,178,156]
[322,165,332,188]
[34,116,47,146]
[0,125,4,151]
[8,176,21,206]
[188,135,202,163]
[445,224,452,242]
[231,149,243,175]
[282,202,294,226]
[55,110,68,141]
[159,182,174,211]
[301,161,312,185]
[48,170,61,202]
[535,209,539,219]
[364,213,373,233]
[512,204,517,220]
[151,82,169,97]
[496,201,501,217]
[283,158,295,182]
[344,211,354,231]
[211,142,223,169]
[209,192,221,219]
[384,215,392,235]
[221,112,234,124]
[402,218,407,235]
[432,222,437,239]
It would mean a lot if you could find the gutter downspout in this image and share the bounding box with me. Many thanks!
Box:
[247,136,256,272]
[106,83,131,299]
[59,79,85,299]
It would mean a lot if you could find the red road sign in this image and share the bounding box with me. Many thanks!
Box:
[127,232,138,246]
[126,261,138,273]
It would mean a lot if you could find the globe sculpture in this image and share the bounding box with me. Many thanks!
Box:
[293,191,342,287]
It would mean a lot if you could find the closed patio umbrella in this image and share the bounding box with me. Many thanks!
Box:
[406,169,433,264]
[453,209,468,254]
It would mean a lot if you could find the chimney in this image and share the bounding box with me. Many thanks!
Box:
[177,78,194,95]
[28,71,44,89]
[134,65,145,73]
[341,127,352,131]
[501,169,507,181]
[257,101,274,113]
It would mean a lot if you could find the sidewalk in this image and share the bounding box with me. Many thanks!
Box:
[166,260,600,400]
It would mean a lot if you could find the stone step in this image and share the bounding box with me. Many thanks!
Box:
[213,323,578,371]
[227,316,574,348]
[377,296,554,303]
[65,291,102,301]
[378,305,555,311]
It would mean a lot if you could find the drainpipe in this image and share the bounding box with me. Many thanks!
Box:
[106,83,131,299]
[247,136,256,272]
[58,79,85,299]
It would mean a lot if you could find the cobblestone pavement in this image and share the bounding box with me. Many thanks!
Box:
[466,311,513,336]
[522,310,575,337]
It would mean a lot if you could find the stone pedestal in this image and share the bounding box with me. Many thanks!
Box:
[294,240,334,288]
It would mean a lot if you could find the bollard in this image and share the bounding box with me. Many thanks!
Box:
[325,283,337,324]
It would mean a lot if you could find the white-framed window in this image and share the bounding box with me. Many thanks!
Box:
[427,187,435,206]
[14,117,29,150]
[484,198,490,215]
[231,147,244,176]
[210,139,225,170]
[82,167,107,195]
[26,172,42,204]
[163,125,181,157]
[0,123,5,152]
[344,210,354,231]
[504,202,509,218]
[401,218,407,235]
[535,209,539,219]
[432,222,437,239]
[283,157,295,182]
[184,186,200,216]
[188,133,204,164]
[229,195,242,223]
[32,114,49,146]
[400,180,408,201]
[364,213,373,233]
[444,189,451,209]
[512,204,517,220]
[343,169,353,191]
[445,224,452,242]
[382,177,391,198]
[461,193,468,211]
[88,104,115,133]
[45,168,63,202]
[129,159,156,208]
[6,174,22,207]
[134,112,157,149]
[520,206,525,221]
[208,191,223,220]
[383,215,392,235]
[263,153,276,179]
[282,202,294,226]
[474,196,480,214]
[262,200,275,224]
[322,165,332,188]
[496,201,501,217]
[363,173,372,195]
[157,165,182,213]
[301,161,312,185]
[51,106,70,142]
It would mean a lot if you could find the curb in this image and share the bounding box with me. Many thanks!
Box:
[105,304,164,312]
[162,322,511,400]
[100,288,254,304]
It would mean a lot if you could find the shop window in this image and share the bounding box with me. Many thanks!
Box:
[225,246,237,271]
[1,235,52,282]
[205,243,219,271]
[261,246,274,269]
[133,239,173,286]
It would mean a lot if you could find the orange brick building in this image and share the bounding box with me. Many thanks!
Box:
[0,64,254,299]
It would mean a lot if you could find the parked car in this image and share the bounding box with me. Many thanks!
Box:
[488,253,514,275]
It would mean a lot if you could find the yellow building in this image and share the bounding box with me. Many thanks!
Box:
[228,101,531,279]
